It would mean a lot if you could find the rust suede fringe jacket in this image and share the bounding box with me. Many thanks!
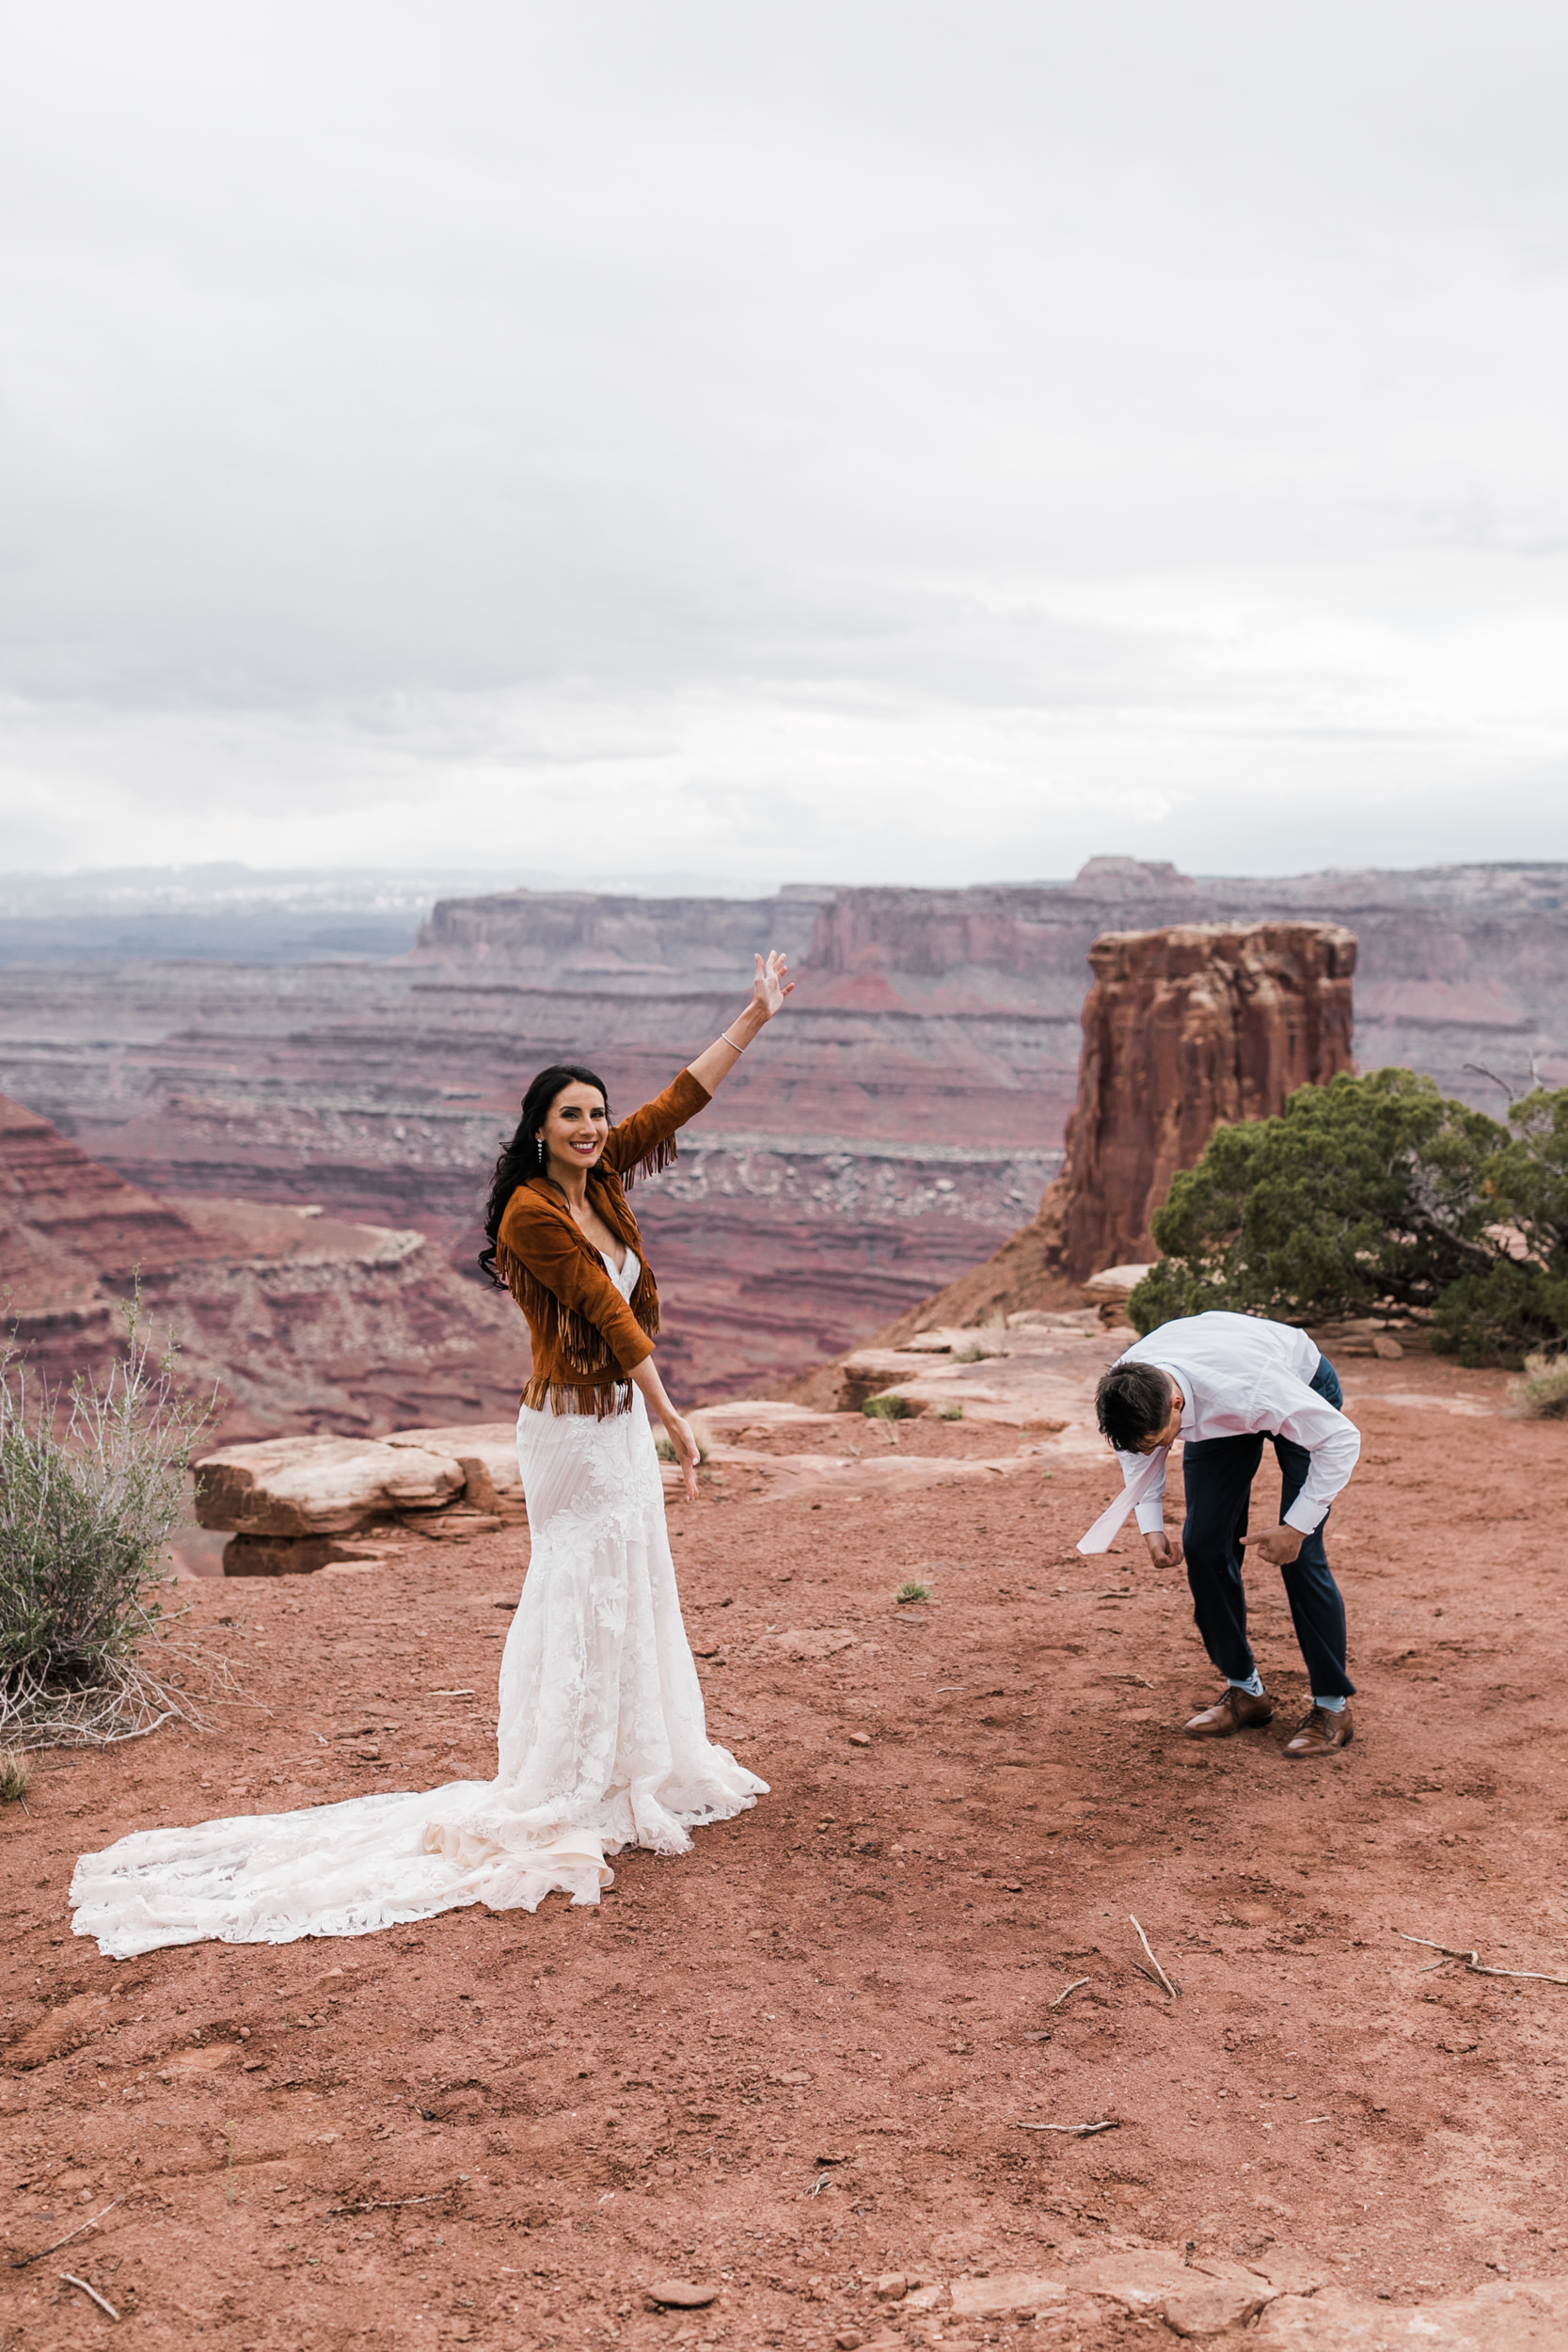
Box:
[494,1068,711,1417]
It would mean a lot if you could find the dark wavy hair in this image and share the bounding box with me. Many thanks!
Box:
[478,1063,610,1287]
[1095,1361,1173,1452]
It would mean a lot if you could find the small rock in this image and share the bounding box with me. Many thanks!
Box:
[847,1732,872,1747]
[645,2279,717,2310]
[876,2273,907,2300]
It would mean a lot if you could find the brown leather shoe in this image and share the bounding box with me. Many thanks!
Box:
[1284,1703,1354,1757]
[1183,1687,1275,1739]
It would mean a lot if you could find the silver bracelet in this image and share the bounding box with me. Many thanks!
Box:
[720,1028,747,1053]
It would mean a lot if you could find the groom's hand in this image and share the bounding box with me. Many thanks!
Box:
[1240,1525,1305,1568]
[1144,1529,1183,1569]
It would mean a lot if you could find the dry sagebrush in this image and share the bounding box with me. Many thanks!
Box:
[0,1302,214,1748]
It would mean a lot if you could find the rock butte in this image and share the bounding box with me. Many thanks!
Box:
[1037,920,1357,1282]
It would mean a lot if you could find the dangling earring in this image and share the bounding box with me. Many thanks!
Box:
[536,1136,546,1168]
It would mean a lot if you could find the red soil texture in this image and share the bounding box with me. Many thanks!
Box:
[5,1346,1568,2347]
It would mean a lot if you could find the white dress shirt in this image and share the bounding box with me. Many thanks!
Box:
[1114,1312,1360,1537]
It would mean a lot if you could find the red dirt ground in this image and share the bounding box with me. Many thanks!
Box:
[4,1350,1568,2349]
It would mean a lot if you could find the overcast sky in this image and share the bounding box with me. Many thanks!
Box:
[3,3,1565,887]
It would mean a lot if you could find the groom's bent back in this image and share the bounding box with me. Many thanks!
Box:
[1095,1311,1361,1758]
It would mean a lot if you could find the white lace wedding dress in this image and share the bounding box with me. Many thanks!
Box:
[71,1248,766,1961]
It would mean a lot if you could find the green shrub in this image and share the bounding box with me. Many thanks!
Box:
[895,1581,931,1604]
[1127,1070,1568,1368]
[863,1394,911,1420]
[0,1299,212,1748]
[936,1404,964,1421]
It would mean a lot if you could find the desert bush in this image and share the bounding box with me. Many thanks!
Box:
[895,1581,931,1604]
[0,1300,212,1748]
[1128,1071,1568,1368]
[863,1394,911,1420]
[1511,1352,1568,1420]
[0,1747,30,1804]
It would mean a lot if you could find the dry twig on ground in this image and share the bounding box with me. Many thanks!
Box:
[1047,1976,1090,2009]
[9,2198,122,2268]
[1010,2119,1120,2137]
[1398,1931,1568,1986]
[1131,1915,1181,1997]
[325,2193,439,2217]
[61,2272,119,2320]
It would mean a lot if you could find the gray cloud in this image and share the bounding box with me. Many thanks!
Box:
[1,1,1565,880]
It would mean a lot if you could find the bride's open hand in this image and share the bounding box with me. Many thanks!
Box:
[664,1411,701,1502]
[752,949,793,1020]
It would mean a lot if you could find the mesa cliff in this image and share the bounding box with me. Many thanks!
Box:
[1,860,1563,1395]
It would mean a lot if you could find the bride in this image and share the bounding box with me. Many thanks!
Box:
[71,953,794,1958]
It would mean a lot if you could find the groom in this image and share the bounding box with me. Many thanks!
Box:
[1093,1311,1361,1756]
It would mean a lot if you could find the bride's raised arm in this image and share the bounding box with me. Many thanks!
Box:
[686,949,793,1098]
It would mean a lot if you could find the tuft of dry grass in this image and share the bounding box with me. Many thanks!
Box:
[0,1746,30,1804]
[1510,1351,1568,1419]
[655,1411,713,1465]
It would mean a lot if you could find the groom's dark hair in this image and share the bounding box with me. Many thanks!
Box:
[1095,1362,1173,1453]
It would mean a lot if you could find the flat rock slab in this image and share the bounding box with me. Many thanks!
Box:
[195,1435,464,1534]
[1259,2279,1568,2348]
[948,2272,1069,2319]
[1071,2253,1275,2336]
[386,1422,523,1507]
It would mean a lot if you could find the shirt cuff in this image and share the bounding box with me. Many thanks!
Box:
[1134,1500,1166,1534]
[1283,1497,1325,1536]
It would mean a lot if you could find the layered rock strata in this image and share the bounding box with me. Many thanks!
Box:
[195,1422,524,1574]
[2,861,1563,1396]
[0,1091,527,1439]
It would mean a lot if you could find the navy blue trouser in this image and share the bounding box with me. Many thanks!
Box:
[1179,1356,1355,1702]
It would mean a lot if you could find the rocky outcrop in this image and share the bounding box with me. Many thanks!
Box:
[193,1422,525,1573]
[1039,920,1357,1279]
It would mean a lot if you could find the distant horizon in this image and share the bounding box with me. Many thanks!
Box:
[7,848,1568,903]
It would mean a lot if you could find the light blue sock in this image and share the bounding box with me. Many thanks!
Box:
[1312,1693,1347,1713]
[1227,1671,1264,1698]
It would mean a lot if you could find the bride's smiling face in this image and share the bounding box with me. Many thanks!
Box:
[537,1083,610,1179]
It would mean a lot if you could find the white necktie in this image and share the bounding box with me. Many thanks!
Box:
[1077,1447,1169,1555]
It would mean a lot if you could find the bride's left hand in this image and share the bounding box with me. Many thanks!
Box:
[752,949,793,1019]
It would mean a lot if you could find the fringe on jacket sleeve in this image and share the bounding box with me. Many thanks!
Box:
[495,1238,659,1420]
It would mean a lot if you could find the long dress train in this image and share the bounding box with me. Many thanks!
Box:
[70,1250,765,1961]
